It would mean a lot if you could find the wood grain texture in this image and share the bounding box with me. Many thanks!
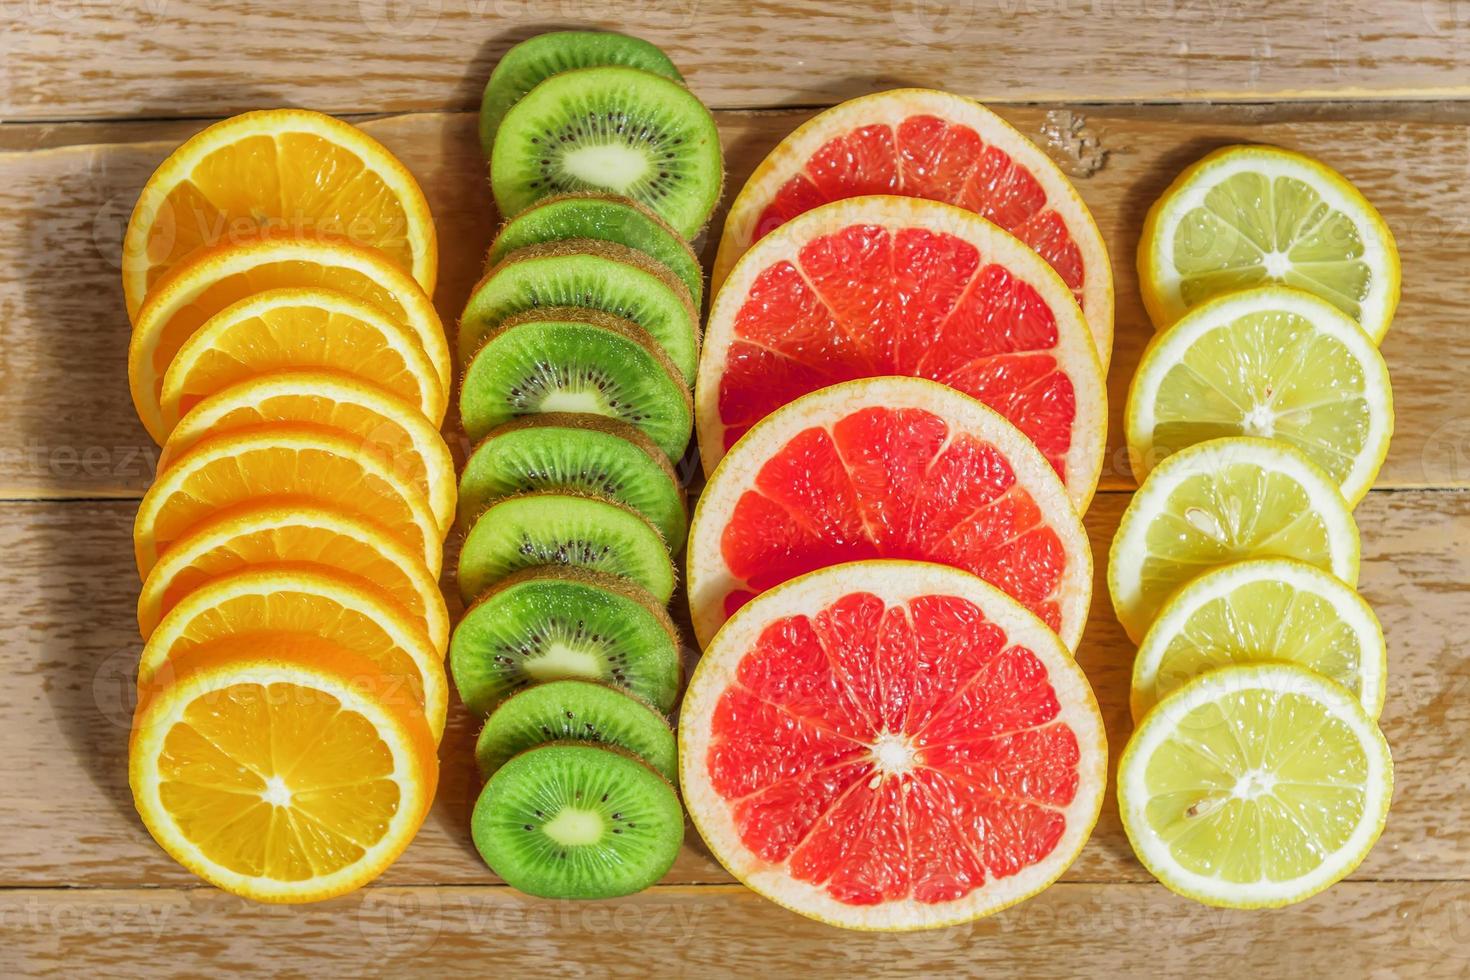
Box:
[2,882,1466,977]
[1,104,1466,499]
[5,1,1470,122]
[2,489,1464,889]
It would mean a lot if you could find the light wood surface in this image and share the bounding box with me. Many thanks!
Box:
[4,3,1469,975]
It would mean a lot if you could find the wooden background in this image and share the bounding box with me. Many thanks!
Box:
[3,2,1469,975]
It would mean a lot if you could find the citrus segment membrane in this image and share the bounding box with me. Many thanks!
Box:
[698,196,1104,507]
[680,561,1106,930]
[689,377,1091,649]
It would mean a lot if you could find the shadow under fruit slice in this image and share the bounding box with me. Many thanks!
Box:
[478,31,684,159]
[451,567,681,717]
[459,240,698,383]
[474,680,678,781]
[459,414,687,548]
[471,743,684,900]
[491,65,723,239]
[458,493,675,605]
[459,307,693,459]
[487,192,704,309]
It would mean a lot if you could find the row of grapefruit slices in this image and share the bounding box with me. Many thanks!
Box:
[676,90,1114,930]
[120,110,451,902]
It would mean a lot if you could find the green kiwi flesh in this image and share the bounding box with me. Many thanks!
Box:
[479,32,683,160]
[488,193,703,308]
[459,240,697,381]
[471,743,684,899]
[474,680,677,781]
[451,567,681,716]
[491,65,723,239]
[458,414,687,549]
[457,492,675,605]
[459,307,693,459]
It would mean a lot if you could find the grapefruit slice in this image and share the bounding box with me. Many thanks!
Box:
[688,377,1092,649]
[713,90,1113,367]
[698,196,1105,507]
[680,560,1107,930]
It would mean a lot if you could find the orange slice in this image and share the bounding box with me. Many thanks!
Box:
[137,501,449,654]
[129,237,449,445]
[140,565,447,741]
[122,108,436,321]
[152,288,447,442]
[160,371,455,534]
[133,423,442,578]
[129,635,438,902]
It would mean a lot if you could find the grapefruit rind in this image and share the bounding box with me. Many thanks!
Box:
[698,195,1106,509]
[712,89,1114,366]
[679,559,1107,931]
[688,375,1093,650]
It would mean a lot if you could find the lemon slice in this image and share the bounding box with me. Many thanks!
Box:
[1108,436,1359,642]
[1139,145,1399,342]
[1126,285,1393,506]
[1130,558,1386,722]
[1119,663,1392,909]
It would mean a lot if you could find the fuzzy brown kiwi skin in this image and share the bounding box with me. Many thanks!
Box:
[465,238,700,356]
[509,738,683,797]
[459,304,696,424]
[460,564,684,685]
[475,412,684,480]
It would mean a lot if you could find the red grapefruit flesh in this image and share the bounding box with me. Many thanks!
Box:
[680,560,1106,930]
[697,196,1105,508]
[688,376,1092,649]
[713,89,1113,368]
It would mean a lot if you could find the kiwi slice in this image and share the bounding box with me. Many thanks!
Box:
[459,240,698,382]
[474,680,678,781]
[459,414,687,549]
[488,193,703,309]
[491,65,723,240]
[451,567,682,716]
[479,32,684,159]
[458,493,675,605]
[459,307,694,458]
[471,742,684,899]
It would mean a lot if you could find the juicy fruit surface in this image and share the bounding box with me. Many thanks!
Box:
[702,198,1101,497]
[472,743,684,900]
[1119,663,1392,908]
[1126,286,1393,505]
[129,640,437,902]
[459,311,693,458]
[458,415,686,547]
[681,561,1106,929]
[451,569,680,715]
[490,66,722,239]
[474,679,677,781]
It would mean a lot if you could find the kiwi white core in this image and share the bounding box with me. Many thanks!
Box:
[543,806,605,847]
[561,144,652,192]
[524,642,605,683]
[538,389,609,414]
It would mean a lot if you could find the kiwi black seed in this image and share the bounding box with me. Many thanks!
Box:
[458,413,687,549]
[478,32,683,160]
[471,743,684,900]
[474,680,678,781]
[459,240,698,382]
[491,65,723,240]
[457,492,675,605]
[451,567,681,716]
[487,193,704,309]
[459,307,694,458]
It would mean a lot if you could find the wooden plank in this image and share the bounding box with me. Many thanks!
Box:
[1,106,1465,499]
[1,489,1464,889]
[5,1,1470,122]
[1,881,1464,976]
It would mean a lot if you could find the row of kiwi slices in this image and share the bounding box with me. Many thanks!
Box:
[452,30,720,902]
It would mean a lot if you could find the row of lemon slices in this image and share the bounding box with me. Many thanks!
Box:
[121,109,451,902]
[1107,144,1399,909]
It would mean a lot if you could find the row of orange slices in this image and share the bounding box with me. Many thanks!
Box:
[121,110,452,902]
